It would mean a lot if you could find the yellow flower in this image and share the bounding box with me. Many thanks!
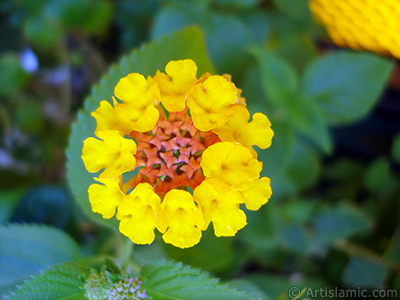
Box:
[309,0,400,59]
[154,59,198,112]
[201,142,263,192]
[88,177,125,219]
[194,181,247,237]
[213,105,273,157]
[157,189,204,248]
[241,177,272,211]
[187,75,238,131]
[117,183,161,245]
[82,59,273,248]
[81,130,137,179]
[91,99,132,135]
[114,73,160,132]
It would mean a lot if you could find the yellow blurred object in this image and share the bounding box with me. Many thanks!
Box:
[309,0,400,58]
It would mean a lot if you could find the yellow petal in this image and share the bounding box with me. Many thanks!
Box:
[81,130,137,178]
[91,99,132,135]
[117,183,161,245]
[213,106,273,156]
[88,176,124,219]
[115,102,160,132]
[187,75,238,131]
[154,59,198,112]
[157,189,204,248]
[241,177,272,211]
[201,142,262,191]
[114,73,160,132]
[194,181,246,237]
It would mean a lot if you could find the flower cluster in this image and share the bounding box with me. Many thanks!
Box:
[310,0,400,59]
[82,59,273,248]
[84,271,147,300]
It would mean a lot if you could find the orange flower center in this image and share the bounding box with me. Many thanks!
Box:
[129,109,220,197]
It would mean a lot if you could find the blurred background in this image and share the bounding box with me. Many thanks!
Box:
[0,0,399,299]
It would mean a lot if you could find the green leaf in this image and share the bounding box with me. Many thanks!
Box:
[364,158,397,194]
[151,6,256,79]
[302,51,393,125]
[280,224,309,254]
[251,48,298,105]
[140,260,255,300]
[274,33,318,73]
[273,0,311,23]
[312,202,370,244]
[285,96,332,153]
[385,226,400,263]
[14,101,44,133]
[343,257,387,288]
[0,54,29,97]
[283,139,320,192]
[391,133,400,163]
[23,15,61,49]
[3,262,89,300]
[280,198,316,225]
[0,224,83,295]
[214,0,261,10]
[164,227,234,274]
[66,26,214,229]
[0,189,25,224]
[247,274,329,300]
[227,279,270,300]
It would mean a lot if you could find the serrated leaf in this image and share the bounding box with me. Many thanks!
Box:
[140,260,255,300]
[0,224,83,296]
[3,262,89,300]
[227,279,269,300]
[66,26,214,229]
[302,51,393,125]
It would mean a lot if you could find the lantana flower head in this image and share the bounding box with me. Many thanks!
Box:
[309,0,400,59]
[81,59,273,248]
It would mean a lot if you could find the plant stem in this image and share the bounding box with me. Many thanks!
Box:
[120,236,134,271]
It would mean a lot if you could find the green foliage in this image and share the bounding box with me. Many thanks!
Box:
[251,47,331,153]
[164,227,235,274]
[140,260,259,300]
[312,202,370,244]
[45,0,113,34]
[66,26,214,228]
[11,186,72,229]
[251,48,298,105]
[3,262,89,300]
[23,15,61,49]
[0,54,29,97]
[14,101,43,133]
[273,0,311,23]
[364,158,398,194]
[343,257,387,288]
[0,224,83,295]
[1,0,400,297]
[302,51,393,125]
[392,133,400,163]
[0,189,25,224]
[151,3,262,79]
